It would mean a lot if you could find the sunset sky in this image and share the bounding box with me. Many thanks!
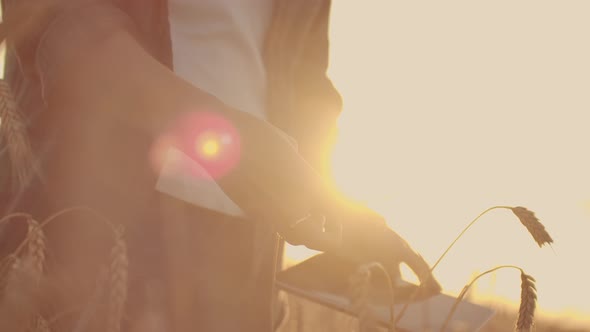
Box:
[288,0,589,321]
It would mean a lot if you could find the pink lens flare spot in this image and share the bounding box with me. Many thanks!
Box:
[152,110,241,179]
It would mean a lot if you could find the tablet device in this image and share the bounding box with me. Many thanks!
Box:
[276,253,494,332]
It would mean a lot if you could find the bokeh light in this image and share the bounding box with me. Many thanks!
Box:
[151,111,241,180]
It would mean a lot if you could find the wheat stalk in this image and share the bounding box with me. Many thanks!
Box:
[107,225,128,332]
[0,79,35,191]
[511,206,553,248]
[0,212,32,226]
[396,205,553,324]
[349,262,396,332]
[516,272,537,332]
[429,205,551,272]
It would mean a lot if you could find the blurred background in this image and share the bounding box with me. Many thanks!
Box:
[286,1,590,329]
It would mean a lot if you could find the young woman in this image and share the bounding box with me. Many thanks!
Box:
[0,1,441,331]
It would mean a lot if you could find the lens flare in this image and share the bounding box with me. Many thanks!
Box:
[192,129,236,162]
[150,110,241,180]
[200,138,220,158]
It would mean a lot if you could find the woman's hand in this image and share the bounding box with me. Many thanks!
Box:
[283,194,442,296]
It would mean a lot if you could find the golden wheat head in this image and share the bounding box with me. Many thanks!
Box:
[515,272,537,332]
[511,207,553,247]
[25,218,46,285]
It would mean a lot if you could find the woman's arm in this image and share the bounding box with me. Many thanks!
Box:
[33,0,440,295]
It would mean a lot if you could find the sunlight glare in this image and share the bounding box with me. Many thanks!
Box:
[285,0,590,320]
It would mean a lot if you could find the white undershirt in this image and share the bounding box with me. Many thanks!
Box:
[156,0,274,216]
[168,0,273,119]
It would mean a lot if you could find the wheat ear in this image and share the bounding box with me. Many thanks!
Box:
[397,205,553,324]
[440,265,537,332]
[107,225,128,332]
[25,218,46,285]
[0,79,35,190]
[0,214,34,284]
[511,207,553,248]
[515,272,537,332]
[0,216,46,290]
